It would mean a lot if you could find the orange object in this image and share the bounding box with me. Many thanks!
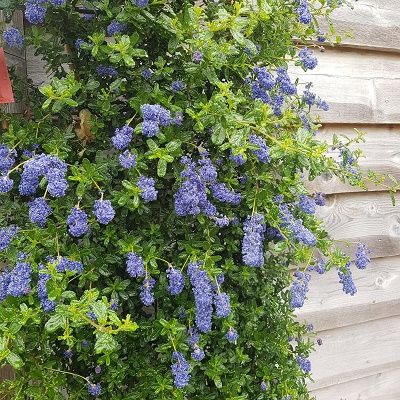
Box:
[0,48,15,104]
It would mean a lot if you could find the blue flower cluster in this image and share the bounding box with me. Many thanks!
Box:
[55,257,84,274]
[171,351,190,388]
[290,271,311,308]
[66,207,89,237]
[167,267,185,295]
[210,183,241,205]
[20,154,68,197]
[140,277,156,306]
[3,28,24,48]
[298,194,316,215]
[188,262,213,333]
[279,203,316,246]
[137,175,158,202]
[28,197,52,227]
[96,65,118,79]
[126,252,145,278]
[88,382,102,396]
[296,356,311,373]
[354,243,371,269]
[25,0,47,24]
[298,47,318,70]
[314,192,326,206]
[171,80,185,92]
[295,0,312,24]
[0,226,18,252]
[302,84,329,111]
[93,199,115,225]
[119,150,136,169]
[192,50,203,63]
[0,259,32,299]
[242,214,266,267]
[338,262,357,295]
[249,134,271,163]
[134,0,148,7]
[225,327,239,343]
[140,104,172,137]
[112,125,133,150]
[214,292,231,318]
[107,20,126,36]
[37,265,56,312]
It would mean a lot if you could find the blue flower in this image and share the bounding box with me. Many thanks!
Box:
[112,125,133,150]
[93,199,115,225]
[88,382,102,396]
[314,192,326,206]
[242,214,266,267]
[225,327,239,343]
[171,80,185,92]
[25,0,47,24]
[28,197,52,227]
[338,263,357,295]
[214,292,231,318]
[296,356,311,373]
[211,183,241,205]
[137,175,158,202]
[75,38,87,50]
[191,345,205,361]
[355,243,371,269]
[167,268,185,295]
[249,135,270,163]
[37,265,56,312]
[295,0,312,24]
[0,269,11,302]
[107,20,126,36]
[141,68,153,80]
[171,351,190,388]
[298,47,318,70]
[290,271,311,308]
[0,226,18,252]
[96,64,118,79]
[7,260,32,297]
[134,0,149,7]
[276,67,297,95]
[140,277,156,306]
[192,50,203,63]
[67,207,89,237]
[0,175,13,193]
[298,194,316,215]
[0,144,16,174]
[260,381,267,391]
[55,257,83,274]
[126,252,145,278]
[119,150,137,169]
[2,28,24,48]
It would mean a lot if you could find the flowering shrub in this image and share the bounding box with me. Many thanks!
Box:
[0,0,383,398]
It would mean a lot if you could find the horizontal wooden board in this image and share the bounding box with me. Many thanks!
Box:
[318,0,400,53]
[312,367,400,400]
[308,315,400,390]
[317,191,400,259]
[26,45,50,87]
[297,256,400,332]
[290,48,400,124]
[305,124,400,194]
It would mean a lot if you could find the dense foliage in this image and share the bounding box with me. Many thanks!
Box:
[0,0,381,399]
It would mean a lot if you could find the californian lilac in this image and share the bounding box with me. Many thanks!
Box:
[112,125,133,150]
[299,112,312,131]
[167,268,185,295]
[126,252,145,278]
[260,381,267,391]
[276,67,297,95]
[316,98,329,111]
[137,175,158,202]
[242,214,266,267]
[46,170,68,197]
[214,215,230,227]
[141,68,153,80]
[191,345,205,361]
[295,0,312,24]
[0,144,16,173]
[171,351,190,388]
[0,226,18,252]
[29,197,51,227]
[107,20,126,36]
[134,0,149,7]
[230,152,245,166]
[355,243,371,270]
[142,120,159,137]
[173,111,184,125]
[55,257,84,274]
[290,271,311,308]
[95,365,102,374]
[63,349,73,359]
[93,199,115,225]
[25,0,47,24]
[225,327,239,343]
[298,194,316,215]
[211,183,241,205]
[302,88,316,106]
[254,67,275,90]
[187,328,200,347]
[171,80,185,92]
[140,104,171,136]
[315,259,326,274]
[0,269,10,302]
[67,207,89,237]
[37,266,56,312]
[3,28,24,48]
[214,292,231,318]
[249,134,270,163]
[110,300,118,311]
[7,260,32,297]
[119,150,137,169]
[298,47,318,70]
[87,310,97,321]
[88,382,102,396]
[296,356,311,373]
[197,155,217,183]
[0,175,13,193]
[314,192,326,206]
[251,81,270,104]
[188,262,213,333]
[96,65,118,79]
[338,263,357,295]
[192,51,203,63]
[140,277,155,306]
[75,39,86,50]
[82,340,89,348]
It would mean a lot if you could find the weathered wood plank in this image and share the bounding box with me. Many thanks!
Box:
[317,191,400,259]
[26,45,50,87]
[318,0,400,53]
[312,367,400,400]
[308,315,400,390]
[306,124,400,194]
[297,256,400,332]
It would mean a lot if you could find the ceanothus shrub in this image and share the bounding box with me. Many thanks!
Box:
[0,0,380,398]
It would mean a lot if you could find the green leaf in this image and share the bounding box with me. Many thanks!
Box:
[211,125,226,145]
[6,352,24,369]
[157,159,167,177]
[45,314,66,333]
[95,332,118,355]
[92,301,108,324]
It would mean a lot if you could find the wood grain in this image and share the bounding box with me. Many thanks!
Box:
[317,191,400,259]
[312,367,400,400]
[26,45,50,87]
[305,124,400,194]
[297,256,400,332]
[1,10,25,59]
[308,315,400,390]
[318,0,400,53]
